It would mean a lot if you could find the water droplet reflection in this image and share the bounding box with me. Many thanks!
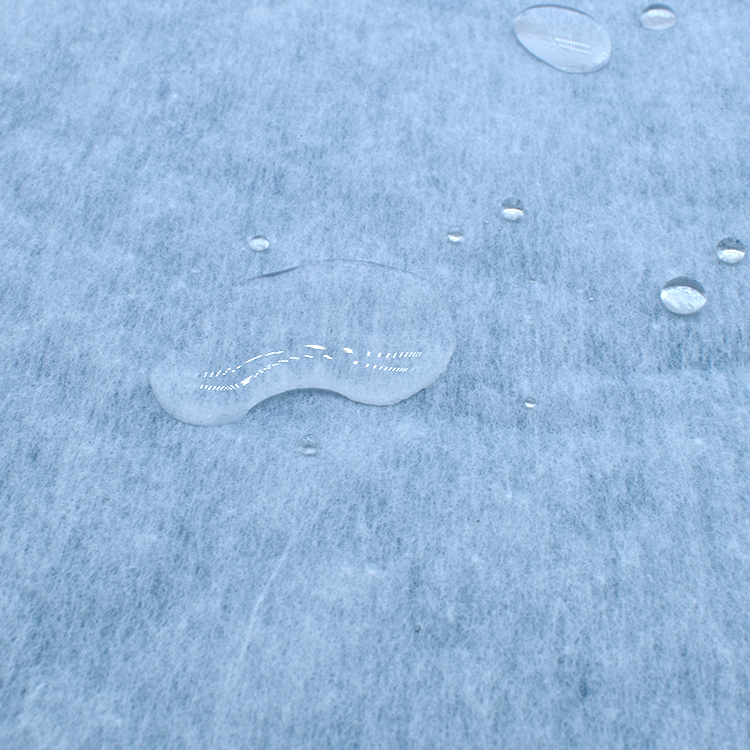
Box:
[640,4,676,30]
[248,235,270,252]
[523,397,537,409]
[660,277,707,315]
[716,237,746,265]
[149,261,457,426]
[501,198,525,221]
[514,5,612,73]
[447,227,465,244]
[299,434,320,456]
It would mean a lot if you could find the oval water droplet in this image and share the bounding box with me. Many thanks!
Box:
[660,277,707,315]
[514,6,612,73]
[716,237,746,265]
[523,397,537,409]
[447,227,465,244]
[640,4,676,30]
[149,261,457,426]
[248,235,270,252]
[500,198,525,221]
[299,434,319,456]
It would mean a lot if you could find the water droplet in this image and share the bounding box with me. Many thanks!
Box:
[447,227,465,244]
[660,277,707,315]
[500,198,525,221]
[514,5,612,73]
[640,4,676,30]
[523,397,537,409]
[149,261,457,426]
[247,235,270,252]
[299,434,319,456]
[716,237,746,265]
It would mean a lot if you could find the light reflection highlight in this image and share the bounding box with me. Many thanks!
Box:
[198,345,421,391]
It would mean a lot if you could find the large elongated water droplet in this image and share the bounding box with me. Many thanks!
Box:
[660,277,707,315]
[514,6,612,73]
[150,261,457,426]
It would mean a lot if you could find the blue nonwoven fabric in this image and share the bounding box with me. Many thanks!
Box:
[1,1,749,748]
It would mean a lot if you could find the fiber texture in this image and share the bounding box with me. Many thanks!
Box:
[1,1,749,748]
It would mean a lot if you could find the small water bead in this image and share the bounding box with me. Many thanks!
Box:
[523,397,537,409]
[640,4,676,30]
[248,235,270,252]
[447,227,465,244]
[500,198,525,221]
[299,434,320,456]
[514,6,612,74]
[716,237,746,265]
[660,277,707,315]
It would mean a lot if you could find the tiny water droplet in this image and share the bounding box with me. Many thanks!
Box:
[248,235,270,252]
[640,4,676,30]
[523,397,537,409]
[660,277,707,315]
[447,227,465,244]
[501,198,525,221]
[716,237,746,265]
[299,434,320,456]
[514,5,612,74]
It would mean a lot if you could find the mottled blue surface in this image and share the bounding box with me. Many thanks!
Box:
[2,1,749,748]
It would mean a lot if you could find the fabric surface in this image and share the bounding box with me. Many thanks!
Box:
[2,1,749,748]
